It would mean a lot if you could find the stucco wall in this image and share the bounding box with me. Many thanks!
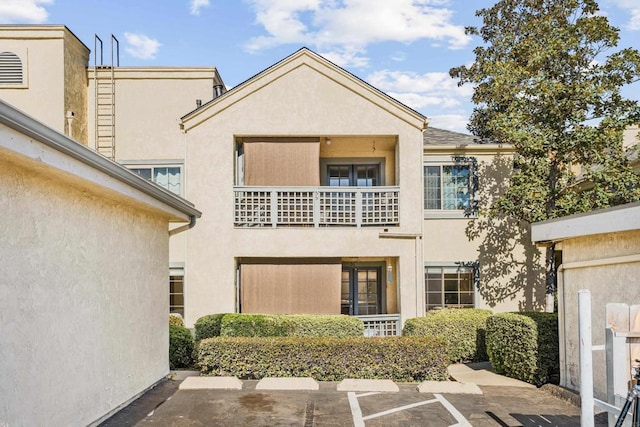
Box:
[87,68,217,160]
[557,230,640,399]
[181,58,425,326]
[423,149,545,313]
[0,153,170,426]
[63,31,89,143]
[0,27,74,134]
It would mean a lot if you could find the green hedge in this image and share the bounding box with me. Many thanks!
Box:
[194,313,228,341]
[486,312,559,386]
[403,309,492,362]
[169,314,184,327]
[169,324,195,369]
[193,313,364,338]
[197,336,450,382]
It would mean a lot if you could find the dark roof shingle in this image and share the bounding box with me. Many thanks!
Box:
[423,127,482,146]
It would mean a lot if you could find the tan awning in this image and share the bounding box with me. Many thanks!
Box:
[240,260,341,314]
[243,140,320,186]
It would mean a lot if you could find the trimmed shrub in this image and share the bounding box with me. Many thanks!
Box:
[219,314,364,338]
[197,336,450,382]
[220,314,290,337]
[194,313,228,341]
[169,314,184,327]
[278,314,364,338]
[403,308,492,362]
[169,324,195,369]
[486,312,559,386]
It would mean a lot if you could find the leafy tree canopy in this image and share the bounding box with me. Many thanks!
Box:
[451,0,640,224]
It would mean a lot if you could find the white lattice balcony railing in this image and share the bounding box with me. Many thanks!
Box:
[357,314,401,337]
[234,186,400,228]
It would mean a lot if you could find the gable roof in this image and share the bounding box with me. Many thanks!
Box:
[180,47,427,132]
[423,127,483,146]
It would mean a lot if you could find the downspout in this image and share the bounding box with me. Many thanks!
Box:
[169,214,197,236]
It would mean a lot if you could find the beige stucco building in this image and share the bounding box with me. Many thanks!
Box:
[0,25,545,336]
[531,202,640,400]
[0,99,201,425]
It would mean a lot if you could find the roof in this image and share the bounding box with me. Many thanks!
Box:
[423,127,483,146]
[180,47,427,131]
[0,99,201,220]
[531,201,640,243]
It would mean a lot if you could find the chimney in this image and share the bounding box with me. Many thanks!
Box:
[213,84,224,98]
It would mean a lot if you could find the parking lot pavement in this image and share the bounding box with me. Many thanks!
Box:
[100,377,607,426]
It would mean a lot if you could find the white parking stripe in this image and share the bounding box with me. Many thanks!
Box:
[363,398,439,420]
[347,392,365,427]
[434,393,472,427]
[355,392,381,398]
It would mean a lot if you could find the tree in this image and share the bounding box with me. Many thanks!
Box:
[450,0,640,311]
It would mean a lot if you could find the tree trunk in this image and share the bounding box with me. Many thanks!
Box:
[545,243,556,312]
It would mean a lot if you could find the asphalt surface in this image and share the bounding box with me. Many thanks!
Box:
[99,377,608,426]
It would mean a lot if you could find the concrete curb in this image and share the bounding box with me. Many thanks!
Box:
[256,377,319,391]
[418,381,482,394]
[179,376,243,390]
[540,384,581,407]
[337,379,399,392]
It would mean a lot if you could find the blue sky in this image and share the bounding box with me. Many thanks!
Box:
[1,0,639,133]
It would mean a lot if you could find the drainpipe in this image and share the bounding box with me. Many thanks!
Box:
[169,214,197,236]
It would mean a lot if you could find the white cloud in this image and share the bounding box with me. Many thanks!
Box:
[124,32,161,60]
[608,0,640,30]
[367,69,473,105]
[244,0,471,64]
[428,114,470,133]
[0,0,52,24]
[364,69,473,129]
[189,0,210,15]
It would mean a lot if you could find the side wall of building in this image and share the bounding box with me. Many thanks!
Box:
[557,230,640,399]
[182,60,425,326]
[423,148,545,313]
[0,144,170,426]
[0,27,84,134]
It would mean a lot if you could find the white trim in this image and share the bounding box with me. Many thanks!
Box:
[531,201,640,243]
[0,99,200,220]
[121,159,184,165]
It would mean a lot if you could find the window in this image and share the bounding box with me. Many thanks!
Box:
[425,266,474,311]
[129,165,181,195]
[0,52,23,85]
[320,158,386,187]
[169,275,184,317]
[328,164,379,187]
[341,265,383,315]
[424,164,471,210]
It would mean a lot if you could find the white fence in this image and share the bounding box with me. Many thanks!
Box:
[357,314,401,337]
[578,290,640,426]
[234,186,400,228]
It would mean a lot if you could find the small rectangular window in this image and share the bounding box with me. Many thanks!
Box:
[170,275,184,318]
[425,266,475,311]
[129,165,182,195]
[424,164,471,211]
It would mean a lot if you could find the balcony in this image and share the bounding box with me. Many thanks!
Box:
[234,186,399,228]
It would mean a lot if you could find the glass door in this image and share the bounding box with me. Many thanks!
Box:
[341,265,382,315]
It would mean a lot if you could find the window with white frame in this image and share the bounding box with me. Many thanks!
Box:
[424,163,472,211]
[129,165,182,195]
[425,265,475,311]
[169,275,184,317]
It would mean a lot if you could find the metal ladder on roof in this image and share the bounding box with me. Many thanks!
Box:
[93,34,119,160]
